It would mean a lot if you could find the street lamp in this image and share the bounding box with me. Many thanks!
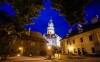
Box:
[47,46,52,59]
[18,47,23,56]
[17,54,20,57]
[68,46,74,54]
[69,46,74,52]
[48,46,51,50]
[19,47,23,50]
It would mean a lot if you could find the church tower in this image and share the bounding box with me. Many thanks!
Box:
[47,18,55,34]
[43,18,61,47]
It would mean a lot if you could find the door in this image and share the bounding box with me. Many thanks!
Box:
[82,48,85,55]
[78,48,81,55]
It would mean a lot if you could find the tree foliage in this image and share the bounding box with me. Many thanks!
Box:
[0,11,25,37]
[0,11,25,57]
[51,0,91,26]
[0,0,43,36]
[0,0,43,24]
[0,0,43,57]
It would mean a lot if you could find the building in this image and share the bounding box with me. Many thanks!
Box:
[60,17,100,55]
[9,31,48,56]
[43,18,61,47]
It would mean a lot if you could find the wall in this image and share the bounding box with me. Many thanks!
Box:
[60,28,100,55]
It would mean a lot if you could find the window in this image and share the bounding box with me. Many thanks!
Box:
[89,35,93,41]
[31,42,35,46]
[55,40,56,44]
[73,40,75,44]
[11,49,13,52]
[66,41,68,45]
[53,40,55,43]
[92,47,95,53]
[80,38,83,42]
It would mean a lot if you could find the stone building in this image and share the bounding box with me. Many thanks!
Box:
[60,17,100,55]
[9,31,48,56]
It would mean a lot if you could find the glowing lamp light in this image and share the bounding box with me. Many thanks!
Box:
[69,46,74,51]
[30,54,32,56]
[47,46,51,50]
[17,54,20,57]
[19,47,23,50]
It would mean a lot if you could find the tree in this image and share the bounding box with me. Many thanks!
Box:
[0,0,43,24]
[0,11,13,59]
[0,0,43,59]
[51,0,91,26]
[0,0,43,36]
[0,10,28,59]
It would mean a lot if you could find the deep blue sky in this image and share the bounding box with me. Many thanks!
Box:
[0,0,100,38]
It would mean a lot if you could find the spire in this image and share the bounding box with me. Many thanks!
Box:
[47,17,55,34]
[48,17,54,27]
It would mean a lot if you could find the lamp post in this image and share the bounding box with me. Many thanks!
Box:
[17,47,23,56]
[47,46,51,59]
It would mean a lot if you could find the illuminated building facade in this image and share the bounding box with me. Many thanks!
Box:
[43,18,61,47]
[60,16,100,55]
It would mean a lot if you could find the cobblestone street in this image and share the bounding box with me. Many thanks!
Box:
[0,56,100,62]
[52,58,100,62]
[0,56,52,62]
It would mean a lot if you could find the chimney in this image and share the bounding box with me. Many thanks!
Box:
[91,15,99,24]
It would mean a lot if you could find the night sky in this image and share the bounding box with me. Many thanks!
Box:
[0,0,100,38]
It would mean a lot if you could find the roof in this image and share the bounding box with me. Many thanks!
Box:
[20,31,48,43]
[61,21,100,40]
[44,34,57,38]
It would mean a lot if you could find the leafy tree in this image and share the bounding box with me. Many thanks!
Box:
[0,0,43,58]
[0,11,13,59]
[0,0,43,36]
[0,0,43,24]
[51,0,91,26]
[0,10,28,58]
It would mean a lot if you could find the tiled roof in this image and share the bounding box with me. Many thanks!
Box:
[61,21,100,40]
[20,31,48,43]
[44,34,57,38]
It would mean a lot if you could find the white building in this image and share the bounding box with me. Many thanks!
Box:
[43,18,61,47]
